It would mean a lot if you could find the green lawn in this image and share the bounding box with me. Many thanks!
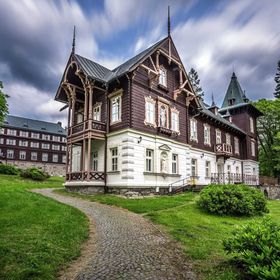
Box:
[0,175,89,280]
[57,189,280,280]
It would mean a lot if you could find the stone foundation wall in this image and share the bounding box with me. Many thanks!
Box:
[260,185,280,200]
[6,160,66,176]
[65,185,105,194]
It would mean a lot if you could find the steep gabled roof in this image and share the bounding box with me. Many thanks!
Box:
[3,115,66,135]
[221,72,248,108]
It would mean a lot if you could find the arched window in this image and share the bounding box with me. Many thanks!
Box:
[159,66,167,87]
[160,106,167,127]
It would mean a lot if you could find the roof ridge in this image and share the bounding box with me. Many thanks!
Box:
[7,115,62,126]
[74,54,113,72]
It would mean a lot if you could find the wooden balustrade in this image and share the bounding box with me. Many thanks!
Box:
[215,143,232,156]
[211,173,258,185]
[68,120,106,136]
[66,171,105,181]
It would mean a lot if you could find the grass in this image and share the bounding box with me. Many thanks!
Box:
[57,189,280,280]
[0,174,89,280]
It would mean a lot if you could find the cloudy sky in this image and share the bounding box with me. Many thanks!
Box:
[0,0,279,126]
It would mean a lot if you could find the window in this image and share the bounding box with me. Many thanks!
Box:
[31,152,37,161]
[191,159,197,176]
[42,134,50,140]
[7,129,17,136]
[145,149,154,172]
[111,96,121,123]
[92,152,98,171]
[6,139,16,145]
[145,97,155,125]
[205,161,211,177]
[7,149,14,159]
[61,137,66,143]
[19,140,28,147]
[216,129,222,144]
[236,166,240,174]
[52,154,58,163]
[111,148,118,171]
[61,145,67,151]
[42,153,48,162]
[42,143,50,149]
[93,104,101,121]
[250,117,254,133]
[20,131,28,137]
[172,154,178,174]
[0,128,4,134]
[52,144,60,151]
[159,105,168,128]
[204,124,211,145]
[31,132,40,139]
[227,165,231,175]
[52,135,60,142]
[253,167,256,175]
[159,66,167,87]
[0,138,3,144]
[30,142,39,148]
[190,119,197,141]
[19,151,26,160]
[226,133,231,145]
[251,140,256,157]
[171,110,179,132]
[62,155,66,163]
[234,137,239,154]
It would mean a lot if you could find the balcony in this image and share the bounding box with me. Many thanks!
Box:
[157,126,172,136]
[215,143,232,157]
[211,173,258,185]
[68,120,106,137]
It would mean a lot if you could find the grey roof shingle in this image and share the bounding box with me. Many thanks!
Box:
[3,115,66,135]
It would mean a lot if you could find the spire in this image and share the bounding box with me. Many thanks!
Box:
[168,6,171,37]
[71,26,76,54]
[211,92,216,107]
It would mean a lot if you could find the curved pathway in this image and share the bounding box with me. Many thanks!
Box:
[33,189,196,280]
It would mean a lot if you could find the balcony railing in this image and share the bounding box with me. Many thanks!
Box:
[157,126,172,136]
[66,171,105,181]
[68,120,106,136]
[215,143,232,156]
[211,173,258,185]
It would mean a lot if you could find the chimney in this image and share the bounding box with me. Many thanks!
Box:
[57,121,62,127]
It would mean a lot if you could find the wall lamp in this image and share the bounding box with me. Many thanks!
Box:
[138,136,142,144]
[201,153,204,158]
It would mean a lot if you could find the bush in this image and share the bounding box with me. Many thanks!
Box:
[20,167,50,181]
[0,163,19,175]
[197,184,268,216]
[224,218,280,280]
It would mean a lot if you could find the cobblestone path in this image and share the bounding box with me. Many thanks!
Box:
[33,189,196,280]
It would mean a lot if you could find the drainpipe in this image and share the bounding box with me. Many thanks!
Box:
[104,84,109,193]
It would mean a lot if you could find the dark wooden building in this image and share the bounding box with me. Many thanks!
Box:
[0,115,66,176]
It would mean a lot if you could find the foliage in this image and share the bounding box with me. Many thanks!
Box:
[274,60,280,98]
[20,167,50,181]
[197,184,268,216]
[188,67,204,97]
[224,218,280,280]
[0,163,19,175]
[0,174,88,280]
[0,81,9,126]
[59,189,280,280]
[254,98,280,177]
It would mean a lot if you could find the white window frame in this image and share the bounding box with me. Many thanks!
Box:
[52,144,60,151]
[31,152,37,161]
[216,129,222,144]
[30,142,39,148]
[145,149,154,172]
[62,155,66,163]
[234,137,239,155]
[159,66,167,87]
[20,131,29,137]
[7,149,14,159]
[52,135,60,142]
[204,124,211,146]
[190,119,198,142]
[93,103,102,121]
[251,140,256,157]
[42,134,51,140]
[19,151,26,160]
[172,154,178,174]
[205,161,211,178]
[171,108,179,133]
[19,140,28,147]
[111,148,118,171]
[0,128,4,134]
[191,158,197,177]
[52,154,58,163]
[42,153,48,162]
[7,129,17,136]
[6,139,16,146]
[144,96,156,127]
[110,94,122,124]
[0,138,3,144]
[92,151,98,171]
[226,133,231,145]
[249,117,254,133]
[31,132,40,139]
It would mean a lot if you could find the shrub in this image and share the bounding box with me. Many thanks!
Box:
[224,218,280,280]
[0,163,19,175]
[197,184,268,216]
[20,167,50,181]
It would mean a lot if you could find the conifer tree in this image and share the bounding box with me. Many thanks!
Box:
[0,81,9,125]
[188,68,204,97]
[274,60,280,98]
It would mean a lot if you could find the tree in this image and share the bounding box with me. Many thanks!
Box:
[188,68,204,97]
[0,81,9,126]
[254,98,280,177]
[274,60,280,98]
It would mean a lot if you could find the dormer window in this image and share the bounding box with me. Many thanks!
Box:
[228,98,235,106]
[159,66,167,87]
